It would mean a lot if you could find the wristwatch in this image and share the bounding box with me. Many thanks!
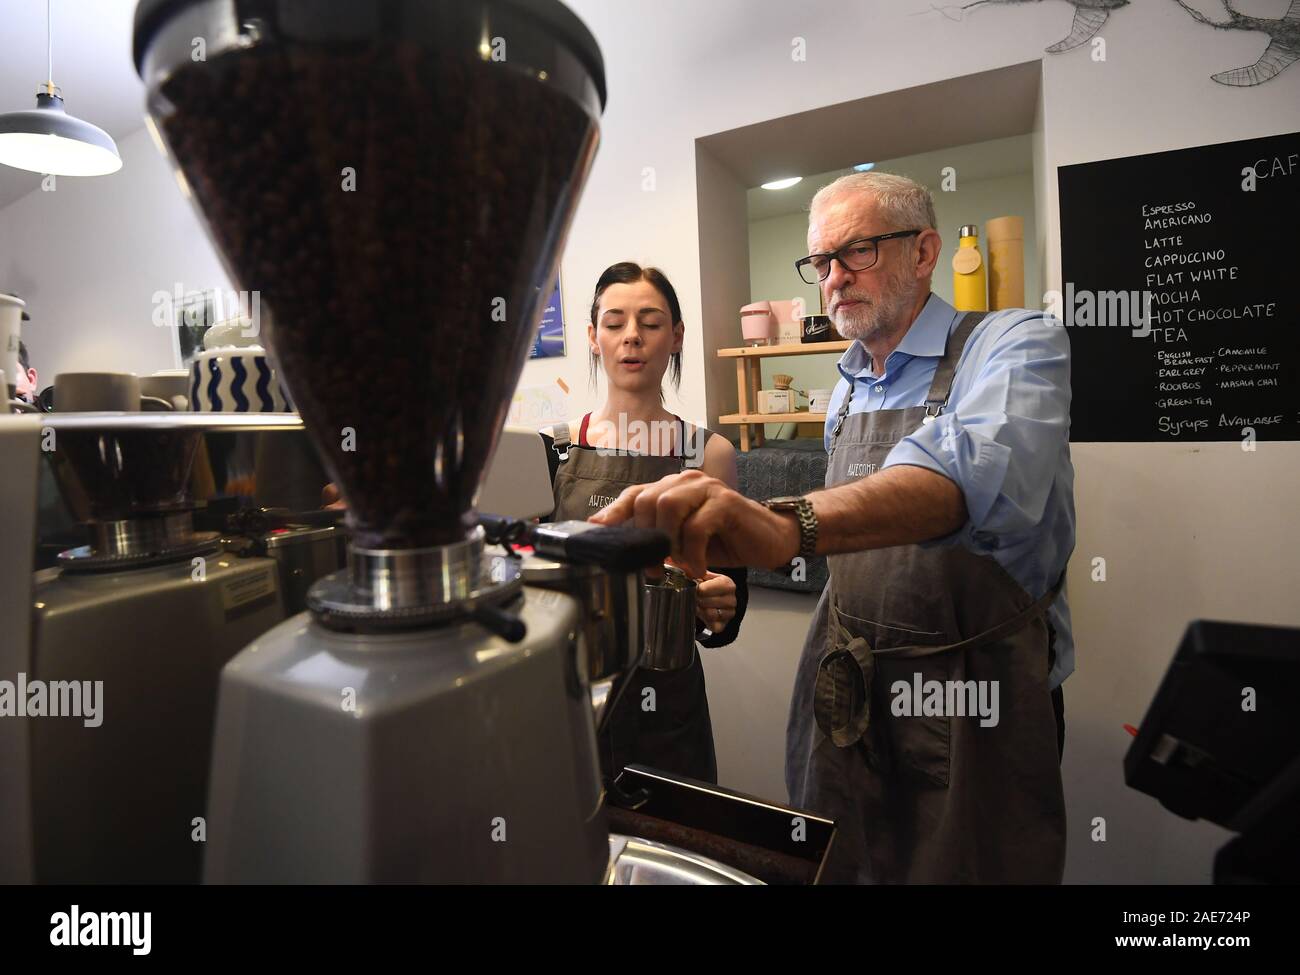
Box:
[763,495,818,562]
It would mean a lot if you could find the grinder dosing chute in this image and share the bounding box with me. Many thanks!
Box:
[136,0,606,623]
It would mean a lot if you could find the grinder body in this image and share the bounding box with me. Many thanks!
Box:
[203,585,609,883]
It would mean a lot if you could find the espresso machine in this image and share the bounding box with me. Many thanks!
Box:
[0,413,292,883]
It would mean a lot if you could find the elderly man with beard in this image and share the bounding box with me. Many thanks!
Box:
[591,172,1076,884]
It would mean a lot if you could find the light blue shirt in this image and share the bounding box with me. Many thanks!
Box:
[823,293,1076,689]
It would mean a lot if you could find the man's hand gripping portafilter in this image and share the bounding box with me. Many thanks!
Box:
[479,515,669,740]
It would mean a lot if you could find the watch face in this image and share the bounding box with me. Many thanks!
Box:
[767,496,800,506]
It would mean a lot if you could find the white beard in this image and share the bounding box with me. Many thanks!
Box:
[830,282,914,342]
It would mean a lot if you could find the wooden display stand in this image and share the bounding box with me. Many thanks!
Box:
[716,340,852,451]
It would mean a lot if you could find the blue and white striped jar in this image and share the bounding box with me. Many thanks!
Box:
[189,347,294,413]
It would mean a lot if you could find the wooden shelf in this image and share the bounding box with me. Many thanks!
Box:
[720,340,847,451]
[719,412,825,425]
[717,341,851,359]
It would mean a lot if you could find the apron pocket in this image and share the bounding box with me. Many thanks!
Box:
[812,613,874,749]
[874,650,954,787]
[835,608,954,788]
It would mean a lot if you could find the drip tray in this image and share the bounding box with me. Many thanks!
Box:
[607,766,837,885]
[606,835,762,885]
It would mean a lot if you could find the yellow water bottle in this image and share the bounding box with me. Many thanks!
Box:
[952,224,988,312]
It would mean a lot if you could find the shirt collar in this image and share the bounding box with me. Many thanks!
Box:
[835,293,960,380]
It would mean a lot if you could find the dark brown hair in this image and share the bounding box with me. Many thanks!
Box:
[588,262,683,391]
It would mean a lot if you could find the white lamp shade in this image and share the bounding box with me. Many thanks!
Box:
[0,94,122,177]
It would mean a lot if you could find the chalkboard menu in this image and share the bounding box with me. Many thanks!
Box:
[1058,132,1298,442]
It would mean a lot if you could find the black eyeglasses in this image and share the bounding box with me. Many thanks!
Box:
[795,230,922,284]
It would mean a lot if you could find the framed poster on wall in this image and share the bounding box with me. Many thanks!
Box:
[169,289,220,369]
[529,276,566,359]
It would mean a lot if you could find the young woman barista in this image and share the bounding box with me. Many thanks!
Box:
[542,262,748,784]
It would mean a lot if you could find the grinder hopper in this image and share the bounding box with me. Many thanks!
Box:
[135,0,605,621]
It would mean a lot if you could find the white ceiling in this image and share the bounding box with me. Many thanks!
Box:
[0,0,145,208]
[746,133,1035,221]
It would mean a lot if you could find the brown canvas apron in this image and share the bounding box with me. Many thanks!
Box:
[785,312,1067,884]
[549,416,718,784]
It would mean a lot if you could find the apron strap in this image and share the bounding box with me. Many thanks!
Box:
[831,374,856,441]
[568,413,702,461]
[875,569,1067,660]
[548,423,572,462]
[677,415,705,468]
[831,307,987,438]
[923,311,985,418]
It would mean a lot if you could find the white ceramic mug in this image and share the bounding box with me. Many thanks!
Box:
[189,347,292,412]
[54,372,173,412]
[140,370,192,411]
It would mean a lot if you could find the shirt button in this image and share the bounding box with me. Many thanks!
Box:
[874,384,884,393]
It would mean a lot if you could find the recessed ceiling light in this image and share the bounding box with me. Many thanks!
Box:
[760,177,802,190]
[853,163,875,172]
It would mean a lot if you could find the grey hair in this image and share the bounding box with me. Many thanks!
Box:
[809,171,937,232]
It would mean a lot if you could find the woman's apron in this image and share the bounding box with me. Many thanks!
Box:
[549,416,718,784]
[785,312,1067,883]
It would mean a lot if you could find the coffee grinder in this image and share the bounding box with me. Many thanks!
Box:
[12,414,288,883]
[134,0,664,882]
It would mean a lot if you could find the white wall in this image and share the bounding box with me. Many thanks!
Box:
[0,125,231,384]
[1,0,1297,883]
[748,210,822,311]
